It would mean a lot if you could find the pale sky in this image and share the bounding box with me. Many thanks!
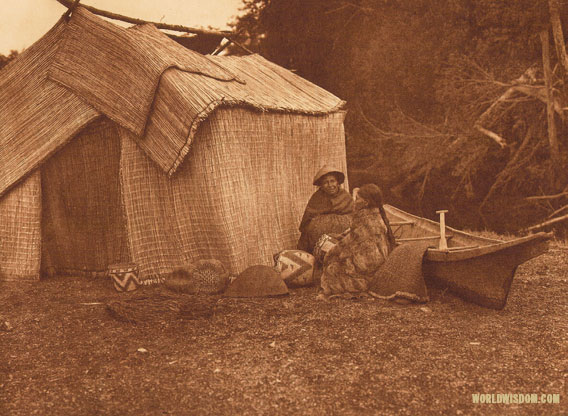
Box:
[0,0,244,54]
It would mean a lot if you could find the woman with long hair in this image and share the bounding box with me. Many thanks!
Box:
[320,183,396,296]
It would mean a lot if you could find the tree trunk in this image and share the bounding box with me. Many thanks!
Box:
[540,29,560,165]
[548,0,568,73]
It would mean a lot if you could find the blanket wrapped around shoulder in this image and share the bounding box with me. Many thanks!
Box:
[320,207,393,295]
[297,188,353,253]
[319,210,430,304]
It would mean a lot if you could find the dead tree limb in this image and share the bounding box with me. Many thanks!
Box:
[547,204,568,219]
[525,191,568,201]
[474,125,506,147]
[540,29,561,164]
[475,82,565,147]
[523,212,568,232]
[513,85,565,119]
[480,125,537,215]
[474,87,517,147]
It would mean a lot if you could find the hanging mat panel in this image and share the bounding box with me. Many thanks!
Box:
[49,7,240,138]
[0,18,99,198]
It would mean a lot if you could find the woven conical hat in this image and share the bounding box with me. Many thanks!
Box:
[312,165,345,186]
[223,265,289,297]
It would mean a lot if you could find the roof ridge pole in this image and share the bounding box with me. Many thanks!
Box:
[55,0,231,37]
[54,0,253,54]
[62,0,81,21]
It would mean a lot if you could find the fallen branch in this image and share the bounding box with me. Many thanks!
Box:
[523,212,568,232]
[474,86,517,147]
[417,167,432,206]
[525,191,568,201]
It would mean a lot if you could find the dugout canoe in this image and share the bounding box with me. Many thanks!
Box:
[384,204,552,309]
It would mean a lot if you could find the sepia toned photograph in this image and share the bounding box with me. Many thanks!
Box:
[0,1,566,414]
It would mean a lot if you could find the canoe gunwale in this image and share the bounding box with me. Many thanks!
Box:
[384,204,552,263]
[424,232,553,262]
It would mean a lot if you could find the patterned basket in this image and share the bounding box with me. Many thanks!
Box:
[273,249,315,287]
[165,259,229,294]
[192,259,230,294]
[313,234,339,263]
[108,263,140,292]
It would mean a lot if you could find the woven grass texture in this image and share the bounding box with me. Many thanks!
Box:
[49,7,239,137]
[0,18,99,198]
[0,7,348,283]
[121,107,347,279]
[1,7,345,198]
[120,127,187,281]
[0,172,42,281]
[40,118,131,276]
[139,54,346,175]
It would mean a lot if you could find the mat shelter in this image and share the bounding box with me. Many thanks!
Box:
[0,7,347,283]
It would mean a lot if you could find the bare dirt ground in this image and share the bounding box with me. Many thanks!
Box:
[1,243,567,415]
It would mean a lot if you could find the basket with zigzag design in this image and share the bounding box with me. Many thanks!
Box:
[108,263,140,292]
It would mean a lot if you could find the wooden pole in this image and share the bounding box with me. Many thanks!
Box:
[55,0,231,37]
[55,0,254,55]
[62,0,81,20]
[540,29,560,165]
[436,210,449,251]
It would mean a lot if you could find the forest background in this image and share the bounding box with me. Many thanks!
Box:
[231,0,568,234]
[3,0,568,234]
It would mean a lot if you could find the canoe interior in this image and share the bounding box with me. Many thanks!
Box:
[385,204,502,249]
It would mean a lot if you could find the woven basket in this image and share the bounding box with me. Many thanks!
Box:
[164,259,229,294]
[313,234,339,263]
[108,263,140,292]
[274,249,315,287]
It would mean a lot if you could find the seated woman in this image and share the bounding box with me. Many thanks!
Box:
[320,183,396,296]
[297,165,354,254]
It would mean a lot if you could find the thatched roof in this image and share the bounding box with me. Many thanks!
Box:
[0,6,345,197]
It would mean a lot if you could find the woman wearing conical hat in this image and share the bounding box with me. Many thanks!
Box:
[297,165,354,253]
